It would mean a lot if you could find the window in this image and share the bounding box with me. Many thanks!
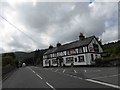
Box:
[45,60,49,64]
[66,50,70,55]
[89,47,94,52]
[54,53,57,57]
[69,49,77,55]
[75,58,77,62]
[78,47,83,53]
[78,56,84,62]
[52,59,57,64]
[93,44,99,52]
[66,57,73,63]
[47,55,50,59]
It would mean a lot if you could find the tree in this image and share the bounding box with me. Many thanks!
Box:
[113,46,120,55]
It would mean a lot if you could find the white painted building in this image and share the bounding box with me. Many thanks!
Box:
[43,33,103,67]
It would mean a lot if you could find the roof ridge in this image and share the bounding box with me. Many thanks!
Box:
[44,35,95,55]
[60,35,95,47]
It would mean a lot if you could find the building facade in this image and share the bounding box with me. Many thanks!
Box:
[43,33,103,67]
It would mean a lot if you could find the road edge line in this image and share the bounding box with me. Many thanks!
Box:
[46,82,56,90]
[85,79,120,89]
[36,73,43,79]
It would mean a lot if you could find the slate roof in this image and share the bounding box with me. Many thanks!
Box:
[44,36,95,55]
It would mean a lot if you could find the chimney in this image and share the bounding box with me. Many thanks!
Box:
[49,45,53,49]
[79,33,85,40]
[56,42,61,47]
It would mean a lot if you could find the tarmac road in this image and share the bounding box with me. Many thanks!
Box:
[2,66,120,89]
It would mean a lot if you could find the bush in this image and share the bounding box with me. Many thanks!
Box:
[95,57,120,67]
[2,56,18,67]
[2,64,15,76]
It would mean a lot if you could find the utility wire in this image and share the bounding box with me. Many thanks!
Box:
[0,15,37,43]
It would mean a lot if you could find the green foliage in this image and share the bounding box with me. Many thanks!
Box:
[22,56,34,65]
[103,45,120,57]
[2,53,18,67]
[113,45,120,55]
[2,56,14,66]
[2,64,15,75]
[2,54,18,77]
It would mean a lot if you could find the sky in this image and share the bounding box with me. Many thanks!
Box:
[0,0,119,53]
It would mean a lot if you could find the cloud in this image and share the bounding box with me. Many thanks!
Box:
[102,26,118,43]
[0,1,118,53]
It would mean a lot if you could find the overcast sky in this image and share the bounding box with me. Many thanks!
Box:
[0,0,118,53]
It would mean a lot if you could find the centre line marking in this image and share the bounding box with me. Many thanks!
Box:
[46,82,56,90]
[32,71,35,73]
[86,79,120,89]
[36,74,43,79]
[74,70,77,73]
[63,69,65,73]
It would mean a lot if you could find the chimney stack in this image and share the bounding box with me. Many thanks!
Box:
[79,33,85,40]
[49,45,53,49]
[56,42,61,47]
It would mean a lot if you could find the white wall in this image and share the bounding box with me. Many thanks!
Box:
[73,54,87,65]
[43,59,49,67]
[88,38,103,53]
[62,54,87,66]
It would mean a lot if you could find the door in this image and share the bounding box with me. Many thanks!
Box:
[91,54,94,62]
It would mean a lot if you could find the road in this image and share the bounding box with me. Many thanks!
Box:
[2,66,120,89]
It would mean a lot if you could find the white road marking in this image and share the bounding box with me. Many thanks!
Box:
[84,70,87,73]
[28,67,36,74]
[52,68,83,80]
[91,74,120,79]
[55,69,58,72]
[36,73,43,79]
[86,79,120,89]
[28,67,43,79]
[78,77,83,79]
[32,70,36,73]
[74,70,77,73]
[63,69,65,73]
[46,82,56,90]
[73,76,77,78]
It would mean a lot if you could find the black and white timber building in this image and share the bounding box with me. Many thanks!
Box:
[43,33,103,67]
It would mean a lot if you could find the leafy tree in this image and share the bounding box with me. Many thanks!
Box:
[2,56,18,67]
[113,46,120,55]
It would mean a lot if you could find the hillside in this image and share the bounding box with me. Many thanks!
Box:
[14,52,34,60]
[103,40,120,50]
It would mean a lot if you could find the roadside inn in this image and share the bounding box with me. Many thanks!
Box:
[43,33,103,67]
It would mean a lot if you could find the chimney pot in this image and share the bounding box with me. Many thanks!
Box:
[79,33,85,40]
